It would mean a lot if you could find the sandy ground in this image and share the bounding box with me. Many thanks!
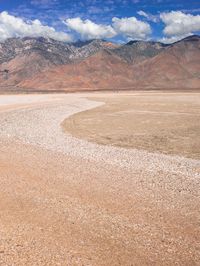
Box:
[0,93,200,265]
[63,92,200,160]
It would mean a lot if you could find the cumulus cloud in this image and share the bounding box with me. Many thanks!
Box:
[0,11,72,42]
[0,12,153,43]
[160,11,200,36]
[112,17,151,40]
[64,17,116,40]
[65,16,152,41]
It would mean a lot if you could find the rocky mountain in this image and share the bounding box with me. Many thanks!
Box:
[0,35,199,92]
[20,50,133,91]
[128,36,200,89]
[112,40,168,64]
[0,37,118,87]
[0,37,118,65]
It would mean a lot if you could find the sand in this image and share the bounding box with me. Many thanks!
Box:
[63,92,200,160]
[0,93,199,265]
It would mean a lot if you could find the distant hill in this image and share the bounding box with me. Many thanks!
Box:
[0,35,199,92]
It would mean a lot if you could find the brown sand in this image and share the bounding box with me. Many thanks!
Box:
[63,92,200,159]
[0,93,199,265]
[0,140,200,265]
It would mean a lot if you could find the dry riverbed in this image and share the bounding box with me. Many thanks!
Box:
[0,92,199,265]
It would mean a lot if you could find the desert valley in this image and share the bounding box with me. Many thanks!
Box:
[0,2,200,265]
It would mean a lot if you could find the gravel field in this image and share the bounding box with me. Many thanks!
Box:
[0,94,199,176]
[0,93,199,265]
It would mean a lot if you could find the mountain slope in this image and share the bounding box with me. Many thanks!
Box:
[112,40,168,64]
[0,35,199,91]
[0,37,119,88]
[129,35,200,89]
[19,35,200,91]
[20,50,134,90]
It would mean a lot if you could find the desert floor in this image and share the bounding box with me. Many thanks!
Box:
[0,92,199,265]
[63,92,200,160]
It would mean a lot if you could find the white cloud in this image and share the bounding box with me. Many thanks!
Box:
[64,18,116,40]
[160,11,200,36]
[137,10,158,23]
[137,10,149,18]
[0,12,153,43]
[112,17,151,40]
[0,11,72,42]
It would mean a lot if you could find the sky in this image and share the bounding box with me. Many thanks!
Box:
[0,0,200,43]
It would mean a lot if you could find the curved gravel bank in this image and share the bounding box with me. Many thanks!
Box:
[0,94,199,179]
[0,94,200,265]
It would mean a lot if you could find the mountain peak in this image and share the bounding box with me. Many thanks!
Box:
[181,35,200,42]
[126,39,169,47]
[126,40,144,45]
[0,35,199,91]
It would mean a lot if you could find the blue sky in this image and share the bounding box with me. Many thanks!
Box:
[0,0,200,43]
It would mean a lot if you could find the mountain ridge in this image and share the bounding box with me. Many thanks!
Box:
[0,35,199,92]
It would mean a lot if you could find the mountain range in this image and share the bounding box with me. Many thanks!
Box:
[0,35,199,92]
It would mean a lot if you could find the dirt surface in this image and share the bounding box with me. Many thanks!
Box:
[0,93,199,265]
[63,92,200,159]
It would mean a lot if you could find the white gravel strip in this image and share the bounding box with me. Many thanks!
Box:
[0,94,199,178]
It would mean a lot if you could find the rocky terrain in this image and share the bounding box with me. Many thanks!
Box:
[113,40,168,64]
[0,35,199,91]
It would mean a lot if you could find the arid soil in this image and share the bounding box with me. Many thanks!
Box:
[63,92,200,160]
[0,93,199,265]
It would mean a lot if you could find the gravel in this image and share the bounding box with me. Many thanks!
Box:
[0,94,199,179]
[0,94,199,265]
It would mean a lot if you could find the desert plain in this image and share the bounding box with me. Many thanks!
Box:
[0,91,199,265]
